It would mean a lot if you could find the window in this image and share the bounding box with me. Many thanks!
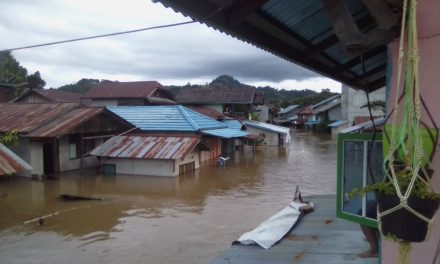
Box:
[69,135,80,159]
[337,133,383,228]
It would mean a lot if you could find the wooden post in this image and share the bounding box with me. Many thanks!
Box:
[53,138,60,179]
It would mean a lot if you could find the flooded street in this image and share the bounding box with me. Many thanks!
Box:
[0,131,337,264]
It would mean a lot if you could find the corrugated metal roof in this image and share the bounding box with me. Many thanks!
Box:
[243,120,290,135]
[90,136,200,160]
[328,120,348,127]
[278,105,300,114]
[83,81,164,99]
[107,105,226,132]
[340,117,386,133]
[13,89,82,103]
[202,128,248,139]
[175,86,257,104]
[189,106,225,120]
[312,94,341,109]
[27,108,104,138]
[0,103,79,133]
[222,119,243,130]
[0,143,32,175]
[314,100,341,114]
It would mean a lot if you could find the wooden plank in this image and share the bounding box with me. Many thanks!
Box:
[321,0,365,47]
[362,0,399,30]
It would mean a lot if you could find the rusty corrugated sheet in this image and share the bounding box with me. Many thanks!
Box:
[91,136,201,160]
[176,86,257,104]
[28,107,104,138]
[0,103,78,133]
[83,81,162,99]
[0,143,32,176]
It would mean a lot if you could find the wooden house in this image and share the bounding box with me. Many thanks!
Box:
[243,120,290,147]
[0,103,133,178]
[96,105,248,176]
[175,86,264,119]
[83,81,175,106]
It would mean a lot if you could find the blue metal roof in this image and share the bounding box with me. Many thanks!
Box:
[107,105,226,132]
[202,128,248,139]
[222,119,243,130]
[328,120,348,127]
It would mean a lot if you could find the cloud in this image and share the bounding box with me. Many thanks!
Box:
[0,0,333,90]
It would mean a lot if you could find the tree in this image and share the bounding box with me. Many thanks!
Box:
[0,51,46,99]
[27,71,46,89]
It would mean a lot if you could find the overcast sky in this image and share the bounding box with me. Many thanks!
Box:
[0,0,341,92]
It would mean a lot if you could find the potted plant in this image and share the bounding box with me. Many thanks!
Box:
[349,0,439,262]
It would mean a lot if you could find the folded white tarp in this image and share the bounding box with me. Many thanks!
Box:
[236,200,313,249]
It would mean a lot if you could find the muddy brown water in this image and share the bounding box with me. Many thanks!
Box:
[0,131,337,264]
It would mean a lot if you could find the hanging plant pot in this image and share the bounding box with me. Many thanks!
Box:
[376,192,440,242]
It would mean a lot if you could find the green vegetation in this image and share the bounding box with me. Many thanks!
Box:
[0,130,19,146]
[0,51,46,100]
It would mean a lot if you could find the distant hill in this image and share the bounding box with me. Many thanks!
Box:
[56,75,338,108]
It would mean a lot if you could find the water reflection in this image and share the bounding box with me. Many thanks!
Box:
[0,131,337,264]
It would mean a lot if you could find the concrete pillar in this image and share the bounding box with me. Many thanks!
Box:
[383,0,440,262]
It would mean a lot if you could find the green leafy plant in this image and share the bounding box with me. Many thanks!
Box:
[0,129,19,146]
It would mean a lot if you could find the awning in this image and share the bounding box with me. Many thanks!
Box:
[202,128,248,139]
[328,120,348,127]
[340,117,386,133]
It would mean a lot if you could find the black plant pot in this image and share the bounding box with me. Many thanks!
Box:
[376,192,440,242]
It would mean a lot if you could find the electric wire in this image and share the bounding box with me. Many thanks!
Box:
[1,21,196,52]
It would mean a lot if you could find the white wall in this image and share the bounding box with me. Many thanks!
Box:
[59,136,100,172]
[341,85,386,124]
[102,150,200,177]
[246,126,280,146]
[328,105,342,120]
[256,105,270,122]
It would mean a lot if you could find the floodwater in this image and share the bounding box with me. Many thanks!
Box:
[0,131,337,264]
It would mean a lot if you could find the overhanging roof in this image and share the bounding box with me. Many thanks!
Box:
[156,0,401,92]
[0,143,32,175]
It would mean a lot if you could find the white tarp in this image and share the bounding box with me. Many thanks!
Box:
[236,200,313,249]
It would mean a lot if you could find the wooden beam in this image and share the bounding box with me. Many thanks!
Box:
[227,0,268,26]
[303,35,339,61]
[346,27,399,58]
[336,46,385,72]
[362,0,399,30]
[321,0,365,48]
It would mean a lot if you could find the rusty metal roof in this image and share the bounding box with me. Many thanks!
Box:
[83,81,167,99]
[0,103,79,133]
[90,135,201,160]
[189,106,225,120]
[176,86,259,104]
[0,143,32,176]
[13,89,82,103]
[27,107,104,138]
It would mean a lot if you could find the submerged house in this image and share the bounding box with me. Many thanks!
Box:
[304,94,342,128]
[0,103,133,178]
[243,120,290,147]
[83,81,176,106]
[94,105,248,176]
[274,104,300,125]
[91,136,205,177]
[175,86,264,119]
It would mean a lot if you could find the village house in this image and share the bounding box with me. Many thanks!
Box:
[255,104,275,123]
[0,103,133,178]
[82,81,176,106]
[175,86,264,119]
[273,104,300,125]
[93,105,248,176]
[243,120,290,147]
[12,88,83,104]
[303,94,342,129]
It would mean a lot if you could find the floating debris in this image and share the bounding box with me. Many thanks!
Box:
[59,194,101,201]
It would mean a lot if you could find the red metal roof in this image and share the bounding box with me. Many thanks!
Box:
[0,103,79,133]
[0,143,32,175]
[90,136,201,160]
[189,106,225,120]
[33,89,81,102]
[83,81,163,99]
[27,107,104,138]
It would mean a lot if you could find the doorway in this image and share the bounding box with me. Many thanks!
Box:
[42,142,54,175]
